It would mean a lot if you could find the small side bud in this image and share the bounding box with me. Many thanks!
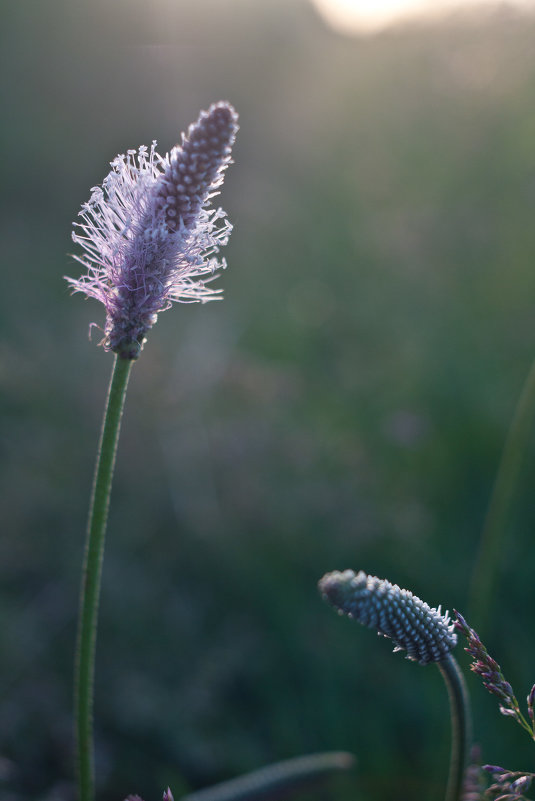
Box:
[527,684,535,722]
[512,775,532,794]
[483,765,504,773]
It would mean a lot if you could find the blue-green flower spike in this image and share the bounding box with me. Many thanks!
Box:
[319,569,457,665]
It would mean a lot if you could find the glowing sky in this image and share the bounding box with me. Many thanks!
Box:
[311,0,535,34]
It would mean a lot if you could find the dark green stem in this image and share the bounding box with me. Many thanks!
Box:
[469,356,535,632]
[74,355,133,801]
[437,654,472,801]
[179,752,356,801]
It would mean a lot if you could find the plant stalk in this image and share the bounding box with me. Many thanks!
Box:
[74,354,133,801]
[180,752,356,801]
[437,654,472,801]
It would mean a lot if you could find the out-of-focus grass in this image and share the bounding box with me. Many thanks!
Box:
[1,1,535,799]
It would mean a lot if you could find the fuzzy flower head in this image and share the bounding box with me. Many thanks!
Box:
[66,101,239,359]
[319,569,457,665]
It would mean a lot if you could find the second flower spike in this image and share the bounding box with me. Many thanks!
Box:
[319,569,457,665]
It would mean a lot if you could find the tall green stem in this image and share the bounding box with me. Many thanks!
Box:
[469,356,535,632]
[74,355,133,801]
[437,654,472,801]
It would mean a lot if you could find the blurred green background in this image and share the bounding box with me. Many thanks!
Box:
[2,0,535,799]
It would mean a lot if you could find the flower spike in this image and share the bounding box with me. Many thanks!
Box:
[319,569,457,665]
[66,101,239,358]
[454,611,535,739]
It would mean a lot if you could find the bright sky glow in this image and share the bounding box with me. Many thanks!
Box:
[311,0,535,34]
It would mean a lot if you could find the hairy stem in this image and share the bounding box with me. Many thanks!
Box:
[437,654,472,801]
[469,356,535,633]
[74,355,133,801]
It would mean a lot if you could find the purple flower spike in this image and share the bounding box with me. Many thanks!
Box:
[66,102,239,359]
[455,611,535,740]
[163,788,174,801]
[319,570,457,665]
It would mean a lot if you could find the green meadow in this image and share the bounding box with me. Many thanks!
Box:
[2,1,535,798]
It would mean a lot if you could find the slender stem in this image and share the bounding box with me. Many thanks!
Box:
[437,654,472,801]
[469,356,535,632]
[179,752,356,801]
[74,355,133,801]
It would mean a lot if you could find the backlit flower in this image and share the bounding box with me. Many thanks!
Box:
[66,101,239,358]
